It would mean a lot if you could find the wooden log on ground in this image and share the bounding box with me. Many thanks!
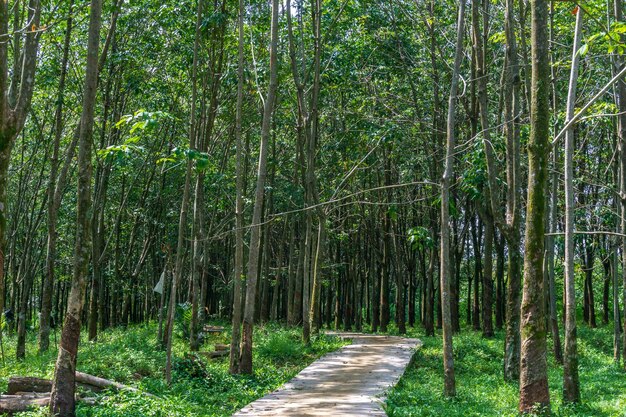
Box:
[0,393,99,414]
[202,325,224,333]
[7,375,103,394]
[199,350,229,359]
[0,393,50,414]
[7,377,52,395]
[214,343,228,351]
[5,372,155,398]
[75,372,156,397]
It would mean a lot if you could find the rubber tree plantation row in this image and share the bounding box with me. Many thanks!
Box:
[1,0,626,415]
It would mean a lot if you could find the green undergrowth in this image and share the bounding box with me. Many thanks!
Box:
[385,325,626,417]
[0,322,346,417]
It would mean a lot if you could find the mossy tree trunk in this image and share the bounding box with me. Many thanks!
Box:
[49,0,102,414]
[518,0,551,412]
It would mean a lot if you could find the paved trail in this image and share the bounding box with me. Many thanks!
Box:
[233,332,421,417]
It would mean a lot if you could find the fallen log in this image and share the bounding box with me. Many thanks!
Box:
[0,393,50,414]
[202,325,224,333]
[7,377,51,395]
[75,372,155,397]
[5,372,155,399]
[199,350,229,359]
[0,393,100,414]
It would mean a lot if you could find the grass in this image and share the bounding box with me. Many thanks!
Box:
[0,322,346,417]
[385,324,626,417]
[4,317,624,416]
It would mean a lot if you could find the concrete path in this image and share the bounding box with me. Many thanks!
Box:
[233,332,421,417]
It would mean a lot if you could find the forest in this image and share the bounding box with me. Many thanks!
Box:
[1,0,626,415]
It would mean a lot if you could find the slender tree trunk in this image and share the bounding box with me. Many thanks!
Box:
[239,0,280,374]
[229,0,245,375]
[482,211,494,338]
[502,0,523,382]
[440,0,465,398]
[165,0,203,384]
[518,0,551,412]
[0,0,42,350]
[49,0,102,414]
[614,0,626,370]
[39,1,73,353]
[562,5,582,403]
[613,242,621,364]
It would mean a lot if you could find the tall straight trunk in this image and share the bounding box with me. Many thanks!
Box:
[471,214,482,331]
[424,246,435,336]
[380,205,391,332]
[229,0,245,374]
[518,0,551,412]
[563,6,582,403]
[545,0,562,364]
[302,213,313,341]
[583,237,597,327]
[307,0,325,338]
[502,0,523,382]
[49,0,102,414]
[613,242,621,364]
[615,0,626,369]
[482,211,494,338]
[0,0,42,347]
[372,233,380,332]
[440,0,465,398]
[603,251,610,325]
[471,0,493,338]
[546,147,563,363]
[165,0,203,384]
[495,232,504,329]
[190,172,205,351]
[239,0,280,374]
[39,1,73,353]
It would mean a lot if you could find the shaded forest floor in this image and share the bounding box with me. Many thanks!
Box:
[386,324,626,417]
[0,323,346,417]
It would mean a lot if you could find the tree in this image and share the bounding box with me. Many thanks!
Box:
[165,0,204,384]
[562,4,582,404]
[518,0,551,412]
[440,0,465,398]
[239,0,280,374]
[0,0,42,346]
[230,0,246,375]
[49,0,102,414]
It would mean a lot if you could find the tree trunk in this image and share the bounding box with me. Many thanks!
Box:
[229,0,245,374]
[440,0,465,398]
[239,0,280,374]
[39,1,73,353]
[614,0,626,370]
[518,0,551,412]
[502,0,523,382]
[49,0,102,414]
[562,5,582,403]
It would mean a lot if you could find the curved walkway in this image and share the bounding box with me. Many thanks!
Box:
[233,332,421,416]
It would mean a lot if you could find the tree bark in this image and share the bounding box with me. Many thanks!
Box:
[614,0,626,370]
[229,0,245,375]
[440,0,465,398]
[518,0,551,412]
[239,0,280,374]
[562,5,582,403]
[49,0,102,414]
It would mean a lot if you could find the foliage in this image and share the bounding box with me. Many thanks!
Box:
[386,326,626,417]
[0,323,346,417]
